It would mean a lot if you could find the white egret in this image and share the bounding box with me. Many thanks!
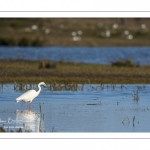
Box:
[16,82,46,109]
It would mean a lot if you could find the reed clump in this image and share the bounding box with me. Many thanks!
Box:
[38,61,57,69]
[44,82,80,91]
[132,90,139,101]
[111,59,139,67]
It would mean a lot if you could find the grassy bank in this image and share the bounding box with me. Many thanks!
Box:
[1,18,150,46]
[1,59,150,84]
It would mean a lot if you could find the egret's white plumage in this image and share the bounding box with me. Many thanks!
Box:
[16,82,46,108]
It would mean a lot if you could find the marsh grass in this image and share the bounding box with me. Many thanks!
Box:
[133,116,135,127]
[11,80,83,92]
[1,18,150,46]
[1,59,150,83]
[13,81,37,91]
[39,102,42,113]
[137,84,146,90]
[47,83,79,91]
[132,90,139,101]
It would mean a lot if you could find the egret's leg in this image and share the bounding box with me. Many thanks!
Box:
[27,102,31,110]
[27,103,30,110]
[29,102,32,110]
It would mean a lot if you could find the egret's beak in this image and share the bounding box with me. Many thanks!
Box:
[44,83,47,87]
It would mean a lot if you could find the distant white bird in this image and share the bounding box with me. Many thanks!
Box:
[16,82,46,109]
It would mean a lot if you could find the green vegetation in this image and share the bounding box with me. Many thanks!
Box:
[1,59,150,84]
[1,18,150,46]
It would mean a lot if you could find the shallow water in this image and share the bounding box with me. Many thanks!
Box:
[1,46,150,65]
[0,84,150,132]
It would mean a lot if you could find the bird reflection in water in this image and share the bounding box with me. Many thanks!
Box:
[16,110,44,132]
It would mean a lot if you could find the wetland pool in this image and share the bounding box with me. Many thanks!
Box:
[1,46,150,65]
[0,84,150,132]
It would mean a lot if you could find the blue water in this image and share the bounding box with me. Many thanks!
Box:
[0,84,150,132]
[0,46,150,65]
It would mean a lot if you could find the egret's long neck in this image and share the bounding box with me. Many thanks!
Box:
[37,84,42,95]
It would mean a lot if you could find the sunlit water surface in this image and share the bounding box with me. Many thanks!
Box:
[0,84,150,132]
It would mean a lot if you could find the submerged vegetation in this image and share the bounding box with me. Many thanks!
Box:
[1,59,150,83]
[13,81,82,91]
